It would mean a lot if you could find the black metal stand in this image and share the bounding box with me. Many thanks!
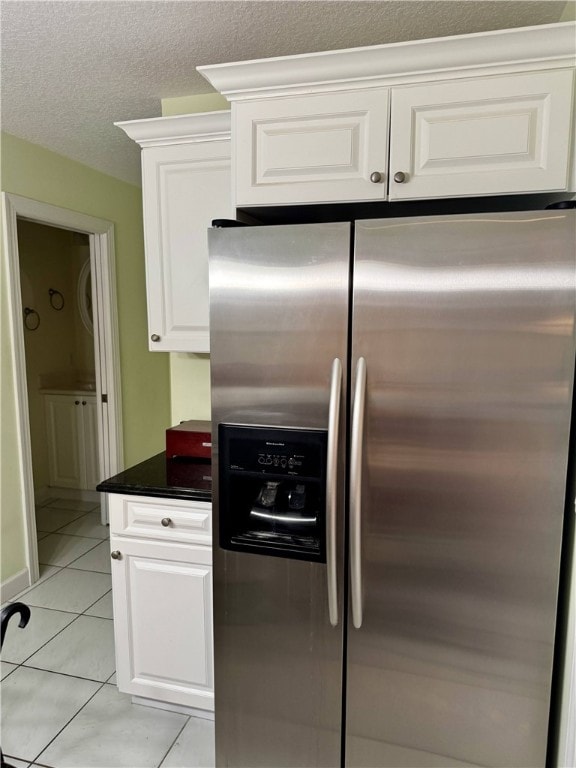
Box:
[1,603,31,768]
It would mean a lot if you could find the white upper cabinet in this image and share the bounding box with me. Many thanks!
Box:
[198,22,576,206]
[389,70,575,200]
[234,89,389,206]
[116,112,232,352]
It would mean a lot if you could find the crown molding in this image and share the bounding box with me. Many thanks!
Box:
[115,110,231,147]
[198,22,576,101]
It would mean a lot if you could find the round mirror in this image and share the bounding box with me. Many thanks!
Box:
[78,259,93,336]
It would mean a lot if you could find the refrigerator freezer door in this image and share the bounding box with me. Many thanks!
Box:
[209,223,351,767]
[347,211,575,768]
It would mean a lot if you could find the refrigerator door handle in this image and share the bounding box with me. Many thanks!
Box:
[350,356,367,629]
[326,357,342,627]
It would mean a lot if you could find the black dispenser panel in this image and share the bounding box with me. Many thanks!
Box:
[218,424,328,562]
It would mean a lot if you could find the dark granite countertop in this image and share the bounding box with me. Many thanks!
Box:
[96,452,212,502]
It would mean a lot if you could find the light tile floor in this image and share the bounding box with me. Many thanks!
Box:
[1,495,215,768]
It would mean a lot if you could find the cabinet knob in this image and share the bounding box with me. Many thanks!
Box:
[82,401,87,406]
[161,517,172,527]
[75,400,80,405]
[110,550,122,560]
[393,171,407,184]
[369,171,382,184]
[150,334,161,342]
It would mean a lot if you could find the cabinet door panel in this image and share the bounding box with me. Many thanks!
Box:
[81,396,100,490]
[142,141,232,352]
[235,89,389,205]
[389,70,574,200]
[44,395,82,488]
[111,536,214,710]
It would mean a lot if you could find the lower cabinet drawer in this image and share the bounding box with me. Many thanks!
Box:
[109,494,211,544]
[110,535,214,711]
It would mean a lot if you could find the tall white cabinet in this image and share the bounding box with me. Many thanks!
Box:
[116,112,232,352]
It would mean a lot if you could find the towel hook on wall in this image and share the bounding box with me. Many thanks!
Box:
[23,307,40,331]
[48,288,64,311]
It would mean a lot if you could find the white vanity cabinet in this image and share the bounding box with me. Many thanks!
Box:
[198,22,576,207]
[43,391,99,490]
[116,112,232,352]
[109,493,214,712]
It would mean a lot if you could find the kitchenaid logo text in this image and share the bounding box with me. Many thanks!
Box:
[266,442,285,447]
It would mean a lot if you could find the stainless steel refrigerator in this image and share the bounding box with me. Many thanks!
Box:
[208,210,575,768]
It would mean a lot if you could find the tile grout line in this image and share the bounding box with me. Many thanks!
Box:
[38,534,106,568]
[36,559,110,575]
[157,714,192,768]
[8,566,64,603]
[15,567,113,664]
[7,508,113,766]
[30,677,110,766]
[6,612,83,667]
[20,662,113,686]
[11,507,103,602]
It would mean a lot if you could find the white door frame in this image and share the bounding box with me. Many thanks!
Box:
[2,192,123,583]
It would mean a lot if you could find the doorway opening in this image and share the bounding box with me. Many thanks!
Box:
[3,193,123,588]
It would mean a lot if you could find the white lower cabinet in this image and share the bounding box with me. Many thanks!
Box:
[43,391,99,490]
[109,493,213,712]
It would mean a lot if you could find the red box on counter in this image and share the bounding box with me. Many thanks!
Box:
[166,420,212,459]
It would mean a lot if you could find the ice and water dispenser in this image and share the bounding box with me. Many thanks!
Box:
[218,425,327,562]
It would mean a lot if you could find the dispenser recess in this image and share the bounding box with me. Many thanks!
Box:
[218,424,327,562]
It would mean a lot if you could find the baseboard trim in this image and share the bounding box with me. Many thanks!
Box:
[131,695,214,720]
[1,568,30,603]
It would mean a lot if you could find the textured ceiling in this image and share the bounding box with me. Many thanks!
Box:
[1,0,573,186]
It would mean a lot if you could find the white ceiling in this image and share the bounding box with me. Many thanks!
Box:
[1,0,573,186]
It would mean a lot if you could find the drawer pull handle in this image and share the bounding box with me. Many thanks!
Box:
[111,550,122,560]
[161,518,172,527]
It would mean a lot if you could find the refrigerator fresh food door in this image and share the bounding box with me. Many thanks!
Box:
[347,211,576,768]
[209,222,350,768]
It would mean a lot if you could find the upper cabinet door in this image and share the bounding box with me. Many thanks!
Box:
[389,70,575,200]
[234,89,390,206]
[141,140,232,352]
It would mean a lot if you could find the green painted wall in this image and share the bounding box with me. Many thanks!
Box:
[1,200,28,584]
[161,93,229,117]
[561,2,576,21]
[1,131,171,583]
